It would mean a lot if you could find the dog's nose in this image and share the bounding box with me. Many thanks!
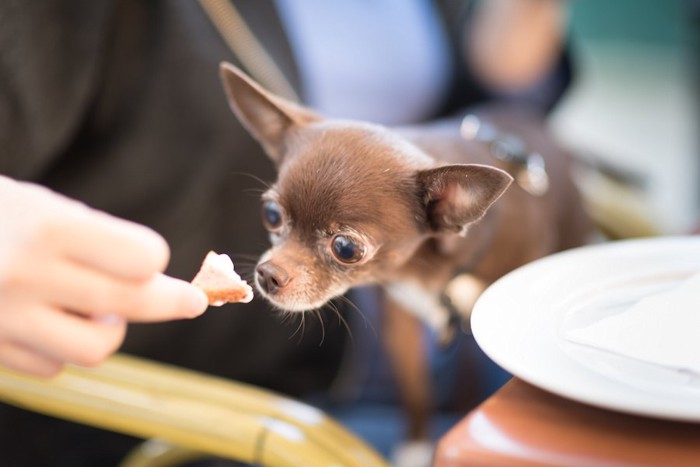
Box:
[255,262,290,295]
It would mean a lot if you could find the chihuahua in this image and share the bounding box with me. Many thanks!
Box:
[219,62,590,453]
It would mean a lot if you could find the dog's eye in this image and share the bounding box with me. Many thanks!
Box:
[262,201,283,231]
[331,235,366,264]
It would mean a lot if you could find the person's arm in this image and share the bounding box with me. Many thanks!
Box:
[466,0,569,92]
[0,176,208,377]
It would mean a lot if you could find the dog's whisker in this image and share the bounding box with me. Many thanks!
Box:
[251,243,274,256]
[288,312,305,342]
[312,309,326,346]
[231,262,257,271]
[242,187,269,196]
[229,171,273,191]
[231,253,262,261]
[231,260,257,267]
[325,299,354,343]
[335,294,375,340]
[300,310,308,344]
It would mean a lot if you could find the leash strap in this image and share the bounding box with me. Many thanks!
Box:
[198,0,301,103]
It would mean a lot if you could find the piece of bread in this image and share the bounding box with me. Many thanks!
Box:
[191,251,254,306]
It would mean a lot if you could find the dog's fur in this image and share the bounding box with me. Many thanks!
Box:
[219,63,590,444]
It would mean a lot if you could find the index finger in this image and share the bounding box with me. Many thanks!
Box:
[27,259,209,322]
[51,208,170,281]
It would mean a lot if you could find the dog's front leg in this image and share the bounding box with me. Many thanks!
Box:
[381,292,432,442]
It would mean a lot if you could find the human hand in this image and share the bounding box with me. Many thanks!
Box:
[0,176,208,377]
[467,0,568,91]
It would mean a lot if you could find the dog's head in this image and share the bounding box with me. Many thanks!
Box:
[220,63,512,312]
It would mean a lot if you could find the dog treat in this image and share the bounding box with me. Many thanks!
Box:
[191,251,254,306]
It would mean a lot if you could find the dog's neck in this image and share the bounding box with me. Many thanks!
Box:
[383,203,501,334]
[391,178,503,288]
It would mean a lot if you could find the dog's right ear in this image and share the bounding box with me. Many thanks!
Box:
[219,62,319,165]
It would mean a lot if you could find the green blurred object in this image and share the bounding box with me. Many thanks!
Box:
[570,0,688,46]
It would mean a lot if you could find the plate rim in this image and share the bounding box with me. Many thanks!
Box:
[471,235,700,422]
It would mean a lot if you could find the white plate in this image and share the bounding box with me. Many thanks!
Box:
[471,236,700,421]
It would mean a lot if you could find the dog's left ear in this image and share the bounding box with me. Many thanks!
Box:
[219,62,320,164]
[417,164,513,234]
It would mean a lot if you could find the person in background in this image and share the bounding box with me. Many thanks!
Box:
[0,0,571,464]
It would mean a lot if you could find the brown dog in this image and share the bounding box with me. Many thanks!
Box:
[219,62,589,454]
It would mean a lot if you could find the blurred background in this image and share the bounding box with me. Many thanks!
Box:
[552,0,698,234]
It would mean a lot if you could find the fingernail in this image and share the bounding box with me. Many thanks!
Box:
[187,287,209,317]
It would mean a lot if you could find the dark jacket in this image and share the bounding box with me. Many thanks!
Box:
[0,1,570,464]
